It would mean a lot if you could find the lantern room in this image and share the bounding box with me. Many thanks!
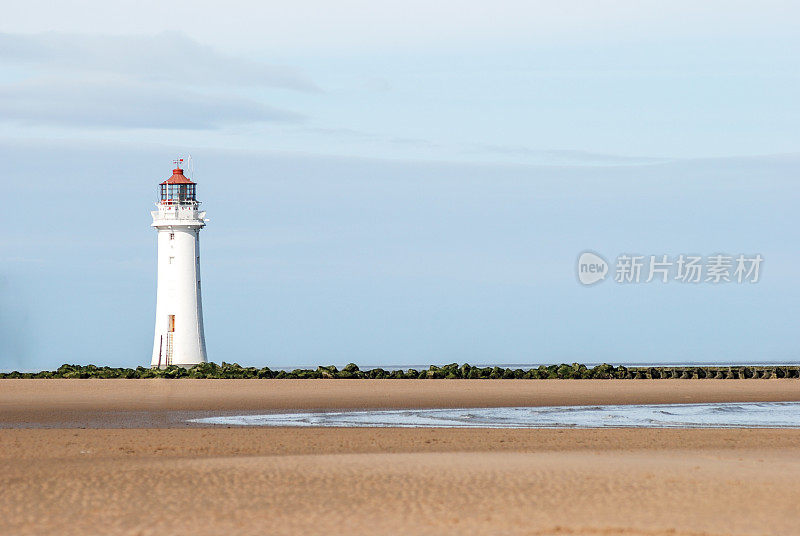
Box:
[159,167,197,205]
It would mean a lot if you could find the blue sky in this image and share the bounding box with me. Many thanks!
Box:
[1,1,798,369]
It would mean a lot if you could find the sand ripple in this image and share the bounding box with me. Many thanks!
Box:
[1,430,797,535]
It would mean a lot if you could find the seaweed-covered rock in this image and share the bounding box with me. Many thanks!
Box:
[591,363,614,379]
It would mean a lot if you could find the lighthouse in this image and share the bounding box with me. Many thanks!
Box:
[150,160,208,368]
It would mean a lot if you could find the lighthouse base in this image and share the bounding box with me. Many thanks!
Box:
[150,363,201,370]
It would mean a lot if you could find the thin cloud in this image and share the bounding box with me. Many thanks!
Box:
[461,143,671,166]
[0,76,303,129]
[0,32,320,92]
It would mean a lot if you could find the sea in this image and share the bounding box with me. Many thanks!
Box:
[190,401,800,429]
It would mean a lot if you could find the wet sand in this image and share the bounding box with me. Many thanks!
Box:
[2,379,800,427]
[1,379,799,535]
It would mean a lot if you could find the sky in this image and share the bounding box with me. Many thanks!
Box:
[1,1,799,370]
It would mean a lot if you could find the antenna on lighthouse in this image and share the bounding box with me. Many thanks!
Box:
[186,154,194,180]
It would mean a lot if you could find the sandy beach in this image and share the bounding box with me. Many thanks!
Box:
[2,378,800,427]
[2,379,800,535]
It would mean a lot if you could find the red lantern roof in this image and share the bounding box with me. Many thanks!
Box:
[160,168,195,185]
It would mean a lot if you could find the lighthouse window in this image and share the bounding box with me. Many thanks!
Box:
[169,256,175,264]
[162,184,196,203]
[169,233,175,240]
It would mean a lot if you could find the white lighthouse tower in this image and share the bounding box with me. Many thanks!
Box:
[150,160,208,368]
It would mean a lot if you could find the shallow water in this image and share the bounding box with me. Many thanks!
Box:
[189,401,800,428]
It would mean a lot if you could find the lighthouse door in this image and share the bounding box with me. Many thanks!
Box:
[165,315,175,366]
